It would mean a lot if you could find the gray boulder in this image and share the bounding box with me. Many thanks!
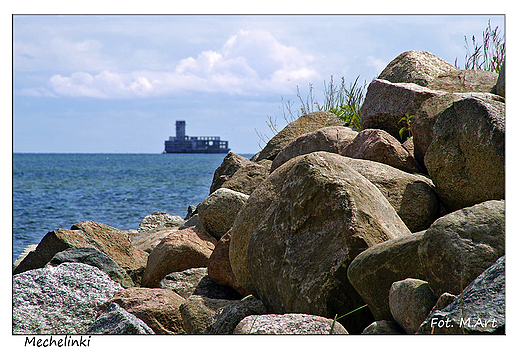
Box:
[251,111,346,162]
[233,314,349,334]
[197,188,249,240]
[210,152,254,194]
[418,200,505,296]
[205,295,266,334]
[136,211,185,232]
[493,62,505,97]
[159,267,208,298]
[424,97,505,212]
[13,262,123,334]
[87,303,155,335]
[417,256,505,334]
[179,295,237,334]
[220,161,270,195]
[389,278,438,334]
[340,157,439,233]
[271,126,359,171]
[231,152,411,334]
[347,231,427,321]
[362,320,405,335]
[47,247,134,288]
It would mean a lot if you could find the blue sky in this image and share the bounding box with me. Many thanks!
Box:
[13,14,505,154]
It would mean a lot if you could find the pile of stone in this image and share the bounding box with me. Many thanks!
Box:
[13,50,505,335]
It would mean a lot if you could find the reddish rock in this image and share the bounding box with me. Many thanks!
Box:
[98,287,186,334]
[341,129,421,173]
[207,230,248,296]
[210,152,253,194]
[141,227,217,288]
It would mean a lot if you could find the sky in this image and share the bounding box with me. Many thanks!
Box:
[12,14,506,154]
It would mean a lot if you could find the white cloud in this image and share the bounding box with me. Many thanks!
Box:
[366,56,388,75]
[44,29,319,98]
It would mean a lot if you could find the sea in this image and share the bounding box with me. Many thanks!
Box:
[12,153,253,263]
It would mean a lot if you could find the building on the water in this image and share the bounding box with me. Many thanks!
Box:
[164,120,230,154]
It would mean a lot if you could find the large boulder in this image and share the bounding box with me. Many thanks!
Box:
[87,302,155,335]
[341,129,421,174]
[13,221,149,286]
[208,230,248,296]
[411,93,503,170]
[424,97,505,212]
[205,295,266,334]
[388,278,438,334]
[360,78,446,140]
[251,111,346,162]
[47,247,134,288]
[98,287,186,335]
[378,50,498,93]
[493,62,505,97]
[136,212,185,233]
[141,227,217,288]
[340,157,439,233]
[417,256,505,334]
[378,50,458,88]
[230,152,411,333]
[13,262,123,334]
[179,295,237,334]
[159,267,208,298]
[197,188,249,240]
[271,126,359,171]
[233,314,349,334]
[362,320,405,334]
[418,200,505,296]
[219,161,271,195]
[210,152,253,194]
[347,231,427,321]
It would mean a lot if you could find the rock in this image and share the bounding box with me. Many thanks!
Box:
[362,320,405,335]
[179,295,238,334]
[159,267,208,298]
[347,231,427,321]
[389,278,438,334]
[231,152,411,334]
[12,244,37,272]
[417,256,505,334]
[220,161,270,195]
[251,111,346,162]
[47,247,134,288]
[197,188,249,240]
[137,212,185,233]
[417,200,505,296]
[424,97,505,212]
[98,287,186,335]
[208,230,248,296]
[185,205,197,220]
[87,303,155,335]
[13,221,149,286]
[339,157,439,233]
[192,275,243,300]
[210,152,253,194]
[429,69,499,93]
[360,78,446,140]
[271,126,359,171]
[233,314,349,334]
[411,93,503,170]
[493,62,505,97]
[130,227,178,254]
[430,292,457,313]
[141,227,217,288]
[341,129,421,173]
[378,50,458,88]
[205,295,266,334]
[13,263,123,334]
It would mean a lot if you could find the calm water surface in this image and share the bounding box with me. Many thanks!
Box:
[12,153,251,262]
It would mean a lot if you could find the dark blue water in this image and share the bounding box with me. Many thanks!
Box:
[12,153,252,263]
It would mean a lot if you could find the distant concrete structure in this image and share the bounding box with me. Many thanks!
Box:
[164,120,230,154]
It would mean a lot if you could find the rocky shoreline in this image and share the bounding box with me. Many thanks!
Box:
[13,50,505,335]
